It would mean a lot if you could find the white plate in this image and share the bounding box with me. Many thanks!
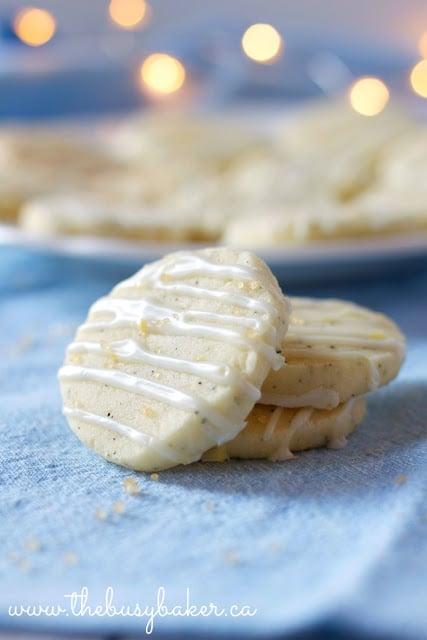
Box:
[2,223,427,284]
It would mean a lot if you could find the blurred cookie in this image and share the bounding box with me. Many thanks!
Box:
[222,191,427,245]
[224,111,412,217]
[279,99,411,154]
[109,113,273,171]
[0,127,121,223]
[222,202,345,246]
[0,127,116,175]
[376,127,427,190]
[0,176,45,223]
[349,189,427,235]
[19,192,222,242]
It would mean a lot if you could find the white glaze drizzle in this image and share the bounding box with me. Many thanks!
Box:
[277,299,405,397]
[268,407,313,461]
[262,407,283,441]
[223,398,364,461]
[367,358,381,390]
[60,251,285,459]
[67,339,261,401]
[121,253,268,288]
[287,298,405,361]
[120,279,279,318]
[81,297,282,367]
[59,365,238,440]
[120,252,289,328]
[327,397,357,449]
[63,407,182,463]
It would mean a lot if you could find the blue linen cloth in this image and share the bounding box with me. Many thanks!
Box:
[1,245,426,640]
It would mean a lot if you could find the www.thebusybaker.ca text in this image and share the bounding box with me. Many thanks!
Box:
[8,586,258,634]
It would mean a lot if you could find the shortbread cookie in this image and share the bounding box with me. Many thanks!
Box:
[0,176,46,223]
[0,127,116,176]
[222,107,413,242]
[260,298,406,409]
[19,193,222,242]
[0,128,121,223]
[222,144,364,210]
[279,99,410,155]
[349,189,427,234]
[265,101,412,203]
[59,248,290,471]
[202,396,366,461]
[222,191,427,245]
[110,114,272,171]
[223,201,346,246]
[376,127,427,190]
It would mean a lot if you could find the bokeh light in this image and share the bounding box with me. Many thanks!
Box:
[418,30,427,58]
[13,7,56,47]
[348,77,390,116]
[108,0,148,29]
[140,54,186,95]
[410,59,427,98]
[241,23,283,63]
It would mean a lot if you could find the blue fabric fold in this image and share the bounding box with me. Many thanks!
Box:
[1,246,426,639]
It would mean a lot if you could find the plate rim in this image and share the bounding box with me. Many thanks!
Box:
[2,223,427,268]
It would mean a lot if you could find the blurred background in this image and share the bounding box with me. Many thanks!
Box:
[0,0,427,119]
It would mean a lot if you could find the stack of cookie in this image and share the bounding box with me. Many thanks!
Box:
[203,297,405,462]
[59,248,405,471]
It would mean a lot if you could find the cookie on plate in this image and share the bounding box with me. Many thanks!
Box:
[109,113,272,170]
[349,189,427,235]
[0,176,46,223]
[19,192,223,242]
[222,190,427,245]
[59,248,290,471]
[202,396,367,462]
[223,130,392,208]
[216,102,416,246]
[0,127,116,176]
[222,201,348,246]
[0,127,121,223]
[278,99,411,155]
[376,127,427,191]
[260,297,406,409]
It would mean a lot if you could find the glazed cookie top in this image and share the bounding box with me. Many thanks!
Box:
[261,297,406,409]
[59,248,290,471]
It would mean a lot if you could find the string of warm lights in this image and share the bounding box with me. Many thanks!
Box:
[140,53,186,96]
[241,23,283,64]
[419,30,427,58]
[13,7,56,47]
[108,0,150,30]
[6,6,427,108]
[410,60,427,98]
[348,77,390,117]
